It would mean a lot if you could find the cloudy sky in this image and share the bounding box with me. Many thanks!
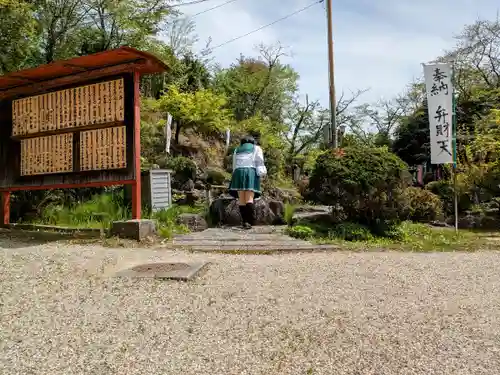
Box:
[176,0,499,107]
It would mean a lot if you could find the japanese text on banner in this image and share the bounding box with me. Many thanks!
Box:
[423,63,454,164]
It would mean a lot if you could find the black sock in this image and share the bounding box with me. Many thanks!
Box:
[238,205,247,224]
[246,203,255,226]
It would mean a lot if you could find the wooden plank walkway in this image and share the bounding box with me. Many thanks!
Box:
[167,226,340,253]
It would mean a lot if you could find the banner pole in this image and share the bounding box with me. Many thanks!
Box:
[452,61,458,232]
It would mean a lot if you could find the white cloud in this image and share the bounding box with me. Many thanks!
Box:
[172,0,499,107]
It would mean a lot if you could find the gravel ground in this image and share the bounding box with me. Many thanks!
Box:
[1,237,500,375]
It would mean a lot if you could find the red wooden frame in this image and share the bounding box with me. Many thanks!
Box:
[0,48,167,225]
[2,192,9,225]
[131,71,142,220]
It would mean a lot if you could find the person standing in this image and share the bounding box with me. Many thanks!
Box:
[229,136,267,228]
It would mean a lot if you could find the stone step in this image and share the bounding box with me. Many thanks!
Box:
[194,227,286,235]
[173,235,296,242]
[171,243,340,253]
[173,240,309,247]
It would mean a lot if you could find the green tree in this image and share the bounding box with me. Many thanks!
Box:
[392,104,430,166]
[0,0,37,73]
[155,84,232,145]
[29,0,174,63]
[213,43,298,122]
[284,89,366,165]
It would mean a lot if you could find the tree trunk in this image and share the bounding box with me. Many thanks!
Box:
[175,120,182,144]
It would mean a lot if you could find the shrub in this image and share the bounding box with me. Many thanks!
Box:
[286,225,314,239]
[329,222,373,241]
[378,223,407,241]
[401,187,443,222]
[307,146,409,229]
[167,156,197,182]
[203,166,229,185]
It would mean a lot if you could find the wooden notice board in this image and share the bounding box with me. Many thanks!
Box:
[12,78,128,177]
[0,46,168,223]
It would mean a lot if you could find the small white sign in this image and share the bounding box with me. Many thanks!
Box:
[165,112,172,154]
[225,128,231,150]
[423,62,454,164]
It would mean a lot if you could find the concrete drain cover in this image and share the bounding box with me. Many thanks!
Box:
[132,263,191,273]
[116,262,209,281]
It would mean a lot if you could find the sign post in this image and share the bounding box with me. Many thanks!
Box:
[423,62,458,231]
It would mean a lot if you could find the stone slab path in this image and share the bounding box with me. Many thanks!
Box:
[168,226,340,253]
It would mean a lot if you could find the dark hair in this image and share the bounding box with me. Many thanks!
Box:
[240,136,255,145]
[249,131,261,145]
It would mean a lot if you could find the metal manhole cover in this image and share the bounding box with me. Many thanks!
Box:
[116,261,209,281]
[131,263,191,273]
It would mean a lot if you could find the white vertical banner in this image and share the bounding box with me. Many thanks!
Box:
[225,128,231,150]
[164,112,172,153]
[423,62,454,164]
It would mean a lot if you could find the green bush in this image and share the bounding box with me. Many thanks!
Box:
[286,225,314,239]
[167,156,197,182]
[329,222,373,241]
[204,166,229,185]
[378,223,407,241]
[402,187,443,222]
[307,147,409,229]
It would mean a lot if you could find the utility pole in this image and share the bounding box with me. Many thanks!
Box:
[326,0,337,148]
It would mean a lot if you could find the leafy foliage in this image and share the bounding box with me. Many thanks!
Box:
[166,156,197,182]
[329,222,373,241]
[203,167,229,185]
[401,187,443,223]
[213,44,298,123]
[307,147,409,228]
[156,84,231,143]
[0,0,37,73]
[285,225,314,240]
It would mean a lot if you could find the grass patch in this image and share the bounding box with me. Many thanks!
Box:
[287,221,500,252]
[33,193,128,231]
[151,205,201,239]
[30,192,209,240]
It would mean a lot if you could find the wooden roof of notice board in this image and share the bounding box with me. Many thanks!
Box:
[0,47,168,100]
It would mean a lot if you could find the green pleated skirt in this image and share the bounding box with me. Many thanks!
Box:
[229,167,261,198]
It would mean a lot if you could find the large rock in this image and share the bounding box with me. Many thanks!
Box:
[177,213,208,232]
[265,187,302,204]
[209,197,285,226]
[446,211,500,230]
[294,205,333,224]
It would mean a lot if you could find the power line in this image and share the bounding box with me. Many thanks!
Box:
[190,0,238,17]
[203,0,323,53]
[170,0,213,7]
